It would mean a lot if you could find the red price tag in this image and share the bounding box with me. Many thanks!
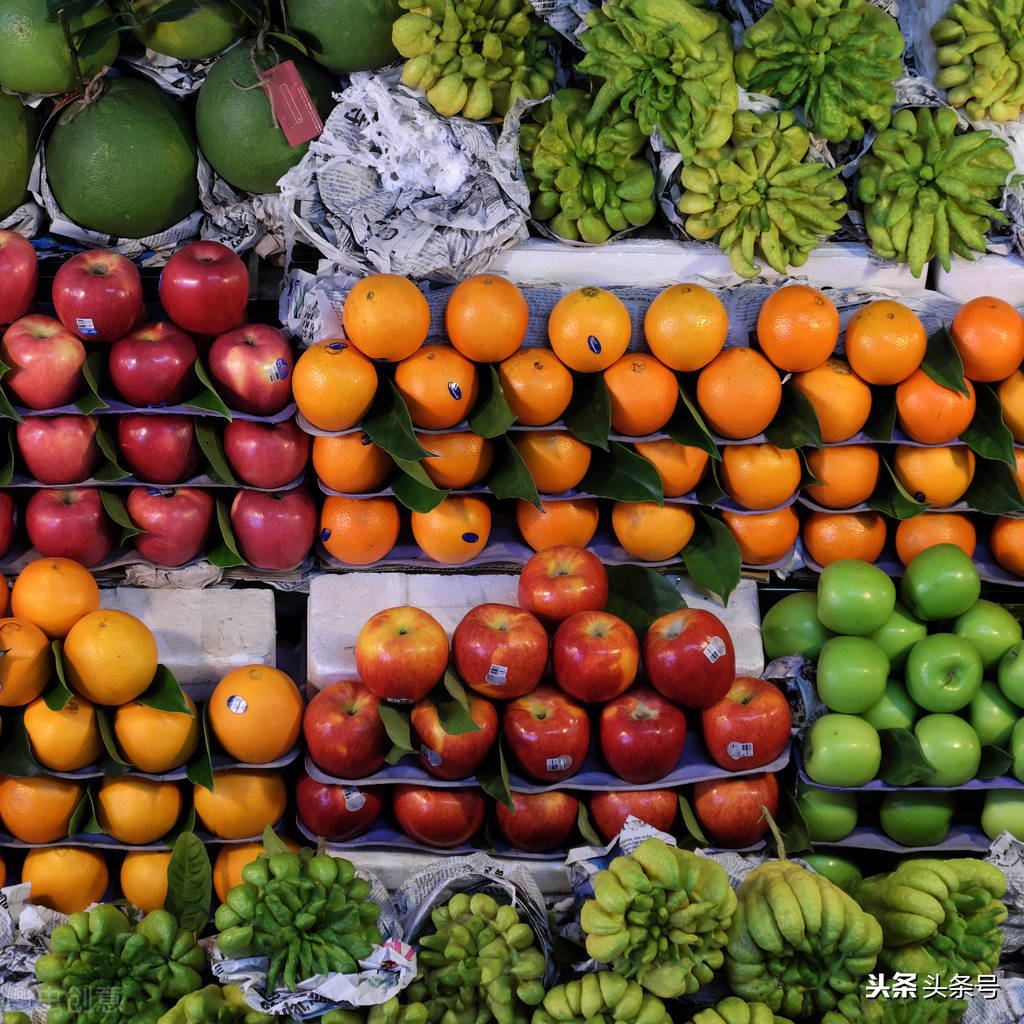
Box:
[260,60,325,147]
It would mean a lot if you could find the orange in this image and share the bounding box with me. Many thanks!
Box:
[998,370,1024,442]
[120,850,172,912]
[95,776,183,845]
[312,432,393,493]
[696,346,783,440]
[0,577,7,617]
[62,609,158,706]
[319,495,401,565]
[790,358,873,443]
[895,369,976,444]
[720,444,802,511]
[892,444,976,507]
[511,430,592,493]
[633,440,710,497]
[208,665,304,765]
[894,512,977,567]
[497,347,573,425]
[341,274,429,362]
[720,507,800,565]
[113,693,200,773]
[23,694,103,772]
[410,494,492,564]
[951,296,1024,382]
[547,286,631,372]
[515,497,599,551]
[643,282,727,372]
[21,847,108,914]
[0,618,51,707]
[756,285,839,372]
[418,431,494,489]
[603,353,678,436]
[394,344,479,430]
[991,517,1024,576]
[292,339,378,432]
[11,556,100,639]
[0,774,82,844]
[212,836,300,903]
[804,445,880,509]
[612,502,695,561]
[445,275,529,362]
[1014,446,1024,500]
[193,768,288,840]
[844,300,927,385]
[802,510,887,567]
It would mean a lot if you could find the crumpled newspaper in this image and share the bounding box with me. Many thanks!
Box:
[0,202,42,238]
[197,156,287,259]
[530,0,591,44]
[0,882,68,1022]
[122,47,224,97]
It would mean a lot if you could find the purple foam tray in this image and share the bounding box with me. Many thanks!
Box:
[816,825,991,854]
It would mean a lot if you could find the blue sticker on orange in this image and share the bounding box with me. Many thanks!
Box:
[448,382,462,400]
[587,335,602,354]
[320,528,332,541]
[462,532,479,543]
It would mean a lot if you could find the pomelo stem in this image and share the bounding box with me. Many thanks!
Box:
[57,8,86,96]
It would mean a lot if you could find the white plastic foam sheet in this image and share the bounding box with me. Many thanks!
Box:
[0,202,42,238]
[933,250,1024,304]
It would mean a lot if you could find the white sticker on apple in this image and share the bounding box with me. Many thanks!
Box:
[485,664,509,685]
[226,695,248,714]
[546,755,572,772]
[727,741,754,760]
[342,787,365,811]
[420,744,443,768]
[704,636,728,663]
[75,318,97,336]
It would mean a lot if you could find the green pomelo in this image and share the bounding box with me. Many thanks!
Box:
[0,94,36,217]
[195,40,337,195]
[0,0,120,95]
[46,78,198,239]
[130,0,247,60]
[286,0,401,72]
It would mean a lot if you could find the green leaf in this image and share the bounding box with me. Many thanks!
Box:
[186,702,214,794]
[964,457,1024,515]
[428,693,481,736]
[962,383,1016,467]
[364,379,433,462]
[95,706,131,768]
[862,386,896,442]
[76,349,110,414]
[69,787,99,837]
[93,421,129,481]
[142,0,202,23]
[225,0,263,21]
[576,803,602,847]
[977,745,1013,780]
[765,381,823,450]
[266,29,309,53]
[48,0,107,21]
[75,17,131,59]
[392,456,448,513]
[100,488,145,541]
[476,741,513,812]
[163,832,212,936]
[0,362,25,423]
[185,360,232,420]
[773,789,811,856]
[694,456,726,506]
[580,440,663,502]
[681,511,740,604]
[604,564,686,634]
[921,325,969,396]
[45,641,74,712]
[0,426,14,486]
[378,704,415,759]
[867,455,929,520]
[442,667,473,711]
[137,665,191,714]
[563,372,611,451]
[166,804,197,844]
[195,420,239,485]
[666,384,720,460]
[677,795,708,845]
[261,824,292,857]
[207,497,247,568]
[800,448,822,489]
[468,365,516,439]
[0,709,44,777]
[488,436,541,507]
[878,727,935,786]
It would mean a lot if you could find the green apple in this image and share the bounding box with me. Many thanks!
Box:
[968,680,1020,748]
[1012,717,1024,783]
[981,789,1024,841]
[861,679,918,731]
[952,599,1022,670]
[801,853,862,892]
[761,592,834,661]
[878,790,956,847]
[803,713,881,787]
[899,543,980,622]
[867,602,927,672]
[914,713,981,786]
[794,783,858,841]
[998,641,1024,708]
[904,633,983,713]
[816,636,889,714]
[816,559,896,636]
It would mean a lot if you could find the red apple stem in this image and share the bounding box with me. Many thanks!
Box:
[761,805,787,860]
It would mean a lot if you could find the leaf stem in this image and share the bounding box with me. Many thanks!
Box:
[58,8,86,95]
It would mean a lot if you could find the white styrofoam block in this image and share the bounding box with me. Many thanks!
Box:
[931,251,1024,305]
[673,576,764,680]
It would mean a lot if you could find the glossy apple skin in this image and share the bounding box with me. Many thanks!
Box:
[411,694,498,780]
[868,602,927,672]
[599,685,687,783]
[0,231,38,325]
[904,633,983,713]
[552,611,639,703]
[503,684,590,783]
[817,559,896,635]
[126,487,214,567]
[208,324,294,416]
[816,636,889,714]
[223,419,310,489]
[52,249,143,343]
[517,545,608,627]
[0,493,15,559]
[453,603,549,699]
[915,713,981,787]
[117,413,203,485]
[692,772,779,848]
[701,676,791,772]
[25,488,116,567]
[803,713,881,787]
[354,606,449,704]
[982,789,1024,841]
[1,315,86,409]
[794,784,857,842]
[644,608,736,708]
[761,592,834,661]
[879,791,956,847]
[295,772,383,841]
[303,679,389,779]
[590,789,677,843]
[109,322,198,406]
[999,641,1024,708]
[392,785,486,848]
[952,599,1022,671]
[900,543,981,622]
[16,414,102,484]
[495,791,579,852]
[159,240,249,336]
[229,486,318,571]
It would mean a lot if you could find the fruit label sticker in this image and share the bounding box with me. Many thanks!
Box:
[727,741,754,760]
[226,695,248,714]
[75,318,97,337]
[342,787,365,811]
[485,664,509,686]
[704,636,727,663]
[266,358,291,383]
[546,755,572,773]
[259,61,324,147]
[419,744,443,768]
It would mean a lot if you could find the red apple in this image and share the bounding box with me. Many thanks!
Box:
[159,240,249,336]
[644,608,736,708]
[295,772,383,841]
[692,772,779,848]
[599,685,688,784]
[126,486,214,567]
[25,488,116,567]
[52,249,142,343]
[392,784,486,848]
[495,790,579,852]
[16,414,102,484]
[354,606,449,704]
[117,413,202,484]
[411,693,498,780]
[1,315,86,410]
[502,683,590,783]
[552,610,639,704]
[223,419,310,489]
[590,789,678,843]
[701,677,791,772]
[229,486,318,571]
[517,545,609,627]
[0,231,38,325]
[0,493,15,559]
[109,322,198,406]
[303,678,389,780]
[453,603,549,700]
[207,324,294,416]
